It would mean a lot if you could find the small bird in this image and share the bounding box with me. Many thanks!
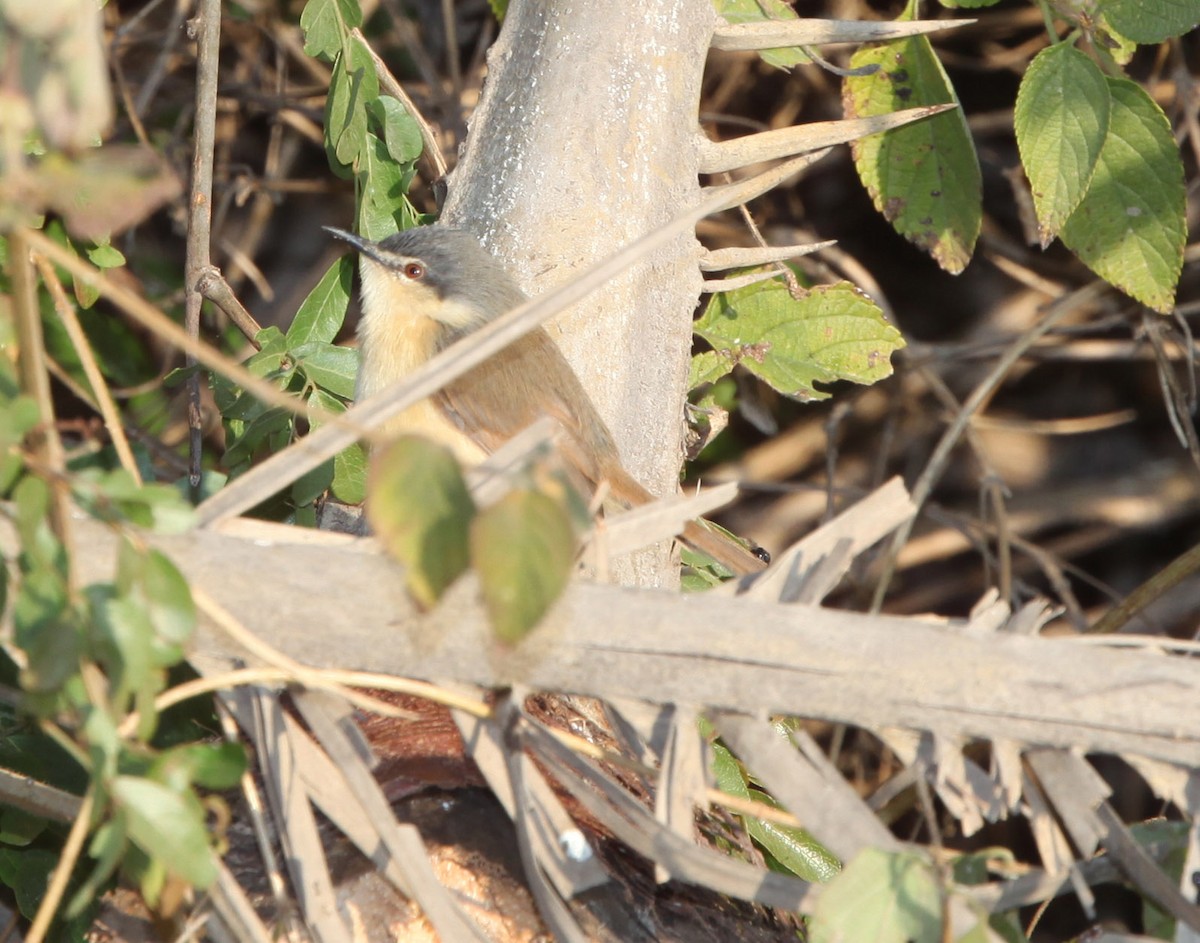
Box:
[326,225,767,576]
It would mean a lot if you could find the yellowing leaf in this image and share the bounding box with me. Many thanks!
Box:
[367,437,475,608]
[471,489,575,644]
[844,35,981,273]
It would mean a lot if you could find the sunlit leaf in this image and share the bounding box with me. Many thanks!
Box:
[695,277,904,402]
[1014,44,1110,246]
[1102,0,1199,43]
[1061,78,1185,313]
[286,256,353,346]
[111,776,217,888]
[810,848,941,943]
[844,34,980,273]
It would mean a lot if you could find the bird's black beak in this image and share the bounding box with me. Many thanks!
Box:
[324,226,388,266]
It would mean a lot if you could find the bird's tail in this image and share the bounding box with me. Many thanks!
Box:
[603,465,767,577]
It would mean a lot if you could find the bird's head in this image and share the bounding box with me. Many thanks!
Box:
[325,226,524,336]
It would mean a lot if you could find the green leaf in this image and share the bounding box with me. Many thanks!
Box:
[300,0,361,60]
[292,342,359,399]
[745,788,841,883]
[1014,44,1111,246]
[810,848,942,943]
[844,34,981,273]
[357,132,412,242]
[695,278,905,402]
[1061,78,1185,313]
[286,256,353,346]
[332,441,367,504]
[937,0,1002,6]
[291,458,335,508]
[91,591,158,717]
[713,0,811,69]
[325,37,378,172]
[367,437,475,608]
[471,489,575,644]
[68,819,127,917]
[111,776,217,888]
[369,96,423,165]
[1101,0,1199,43]
[138,549,196,654]
[710,739,750,797]
[306,389,367,504]
[154,742,247,791]
[688,350,734,390]
[86,241,125,269]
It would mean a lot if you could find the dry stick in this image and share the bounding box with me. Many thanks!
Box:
[193,150,832,527]
[184,0,223,488]
[1090,540,1200,635]
[21,230,340,430]
[196,266,264,347]
[354,27,448,180]
[8,232,72,551]
[25,788,96,943]
[31,255,142,483]
[870,281,1107,613]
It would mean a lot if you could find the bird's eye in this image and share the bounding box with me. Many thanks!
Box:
[403,262,425,280]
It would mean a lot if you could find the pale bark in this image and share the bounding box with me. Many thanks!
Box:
[441,0,718,585]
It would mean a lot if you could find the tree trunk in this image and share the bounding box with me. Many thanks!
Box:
[441,0,717,587]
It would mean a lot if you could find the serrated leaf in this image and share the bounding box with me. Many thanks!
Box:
[367,437,475,607]
[369,96,423,165]
[714,0,811,68]
[844,34,981,273]
[471,489,575,643]
[1061,78,1185,313]
[1014,44,1110,246]
[111,776,217,888]
[292,341,359,398]
[695,278,905,402]
[1102,0,1199,44]
[689,350,734,390]
[810,848,942,943]
[286,256,353,345]
[300,0,361,60]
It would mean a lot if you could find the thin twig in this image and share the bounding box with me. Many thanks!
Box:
[195,266,264,346]
[21,230,339,428]
[353,27,449,180]
[870,282,1107,611]
[8,232,72,555]
[184,0,223,488]
[192,151,831,526]
[31,255,143,483]
[25,787,95,943]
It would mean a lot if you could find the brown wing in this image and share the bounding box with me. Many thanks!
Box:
[436,327,622,487]
[437,329,767,576]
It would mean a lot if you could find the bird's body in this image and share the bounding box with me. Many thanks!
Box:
[329,225,766,576]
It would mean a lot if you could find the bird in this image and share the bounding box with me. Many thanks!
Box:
[325,224,767,576]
